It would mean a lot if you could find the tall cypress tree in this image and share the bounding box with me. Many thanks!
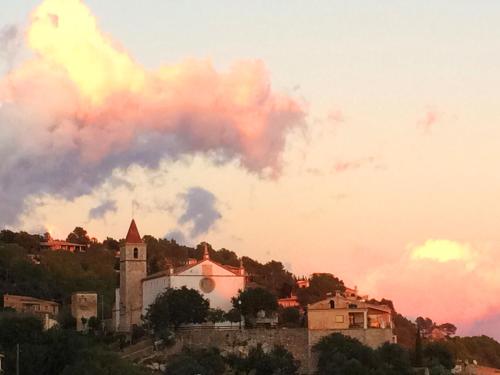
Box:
[415,327,423,367]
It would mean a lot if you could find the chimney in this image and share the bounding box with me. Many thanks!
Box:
[239,258,245,275]
[203,243,210,260]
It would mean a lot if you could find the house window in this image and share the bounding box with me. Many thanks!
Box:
[133,248,139,259]
[335,315,344,323]
[329,300,335,309]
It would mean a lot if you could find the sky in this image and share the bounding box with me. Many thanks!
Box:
[1,0,500,340]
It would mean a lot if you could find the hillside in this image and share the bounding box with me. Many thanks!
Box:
[1,228,500,369]
[443,336,500,369]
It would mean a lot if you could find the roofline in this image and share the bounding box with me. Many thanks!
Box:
[171,259,243,276]
[141,259,245,282]
[366,305,392,313]
[142,270,170,282]
[4,294,60,305]
[71,291,98,295]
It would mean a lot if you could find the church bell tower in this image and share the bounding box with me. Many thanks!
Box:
[119,219,147,332]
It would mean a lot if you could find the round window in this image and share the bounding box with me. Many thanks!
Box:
[199,277,215,293]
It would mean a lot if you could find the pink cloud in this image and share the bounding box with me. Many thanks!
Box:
[365,240,500,340]
[0,0,305,225]
[332,156,376,173]
[327,109,345,124]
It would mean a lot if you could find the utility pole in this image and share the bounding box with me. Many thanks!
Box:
[16,344,19,375]
[101,294,105,332]
[238,300,242,330]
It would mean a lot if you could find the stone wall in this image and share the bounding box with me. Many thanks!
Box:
[158,327,394,374]
[308,328,394,349]
[172,328,310,374]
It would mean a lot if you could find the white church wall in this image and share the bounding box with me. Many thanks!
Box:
[170,260,245,311]
[142,275,170,315]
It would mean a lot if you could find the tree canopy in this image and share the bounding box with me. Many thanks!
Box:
[443,335,500,369]
[0,242,117,316]
[423,342,455,370]
[66,227,91,245]
[0,230,42,252]
[165,344,300,375]
[0,314,146,375]
[164,347,226,375]
[144,286,209,330]
[232,287,278,317]
[297,273,345,306]
[227,344,300,375]
[313,333,413,375]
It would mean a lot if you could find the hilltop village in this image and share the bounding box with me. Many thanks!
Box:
[0,221,499,374]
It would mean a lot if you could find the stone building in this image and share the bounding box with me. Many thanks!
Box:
[71,292,98,331]
[114,220,246,332]
[307,292,395,348]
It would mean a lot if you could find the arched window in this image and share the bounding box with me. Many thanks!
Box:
[133,248,139,259]
[329,300,335,309]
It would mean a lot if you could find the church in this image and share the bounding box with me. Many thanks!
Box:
[113,220,246,332]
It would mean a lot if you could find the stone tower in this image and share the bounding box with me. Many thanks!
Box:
[119,219,147,332]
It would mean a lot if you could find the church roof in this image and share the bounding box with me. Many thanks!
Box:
[125,219,143,244]
[172,259,243,276]
[141,258,245,282]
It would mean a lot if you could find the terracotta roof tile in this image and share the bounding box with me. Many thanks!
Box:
[125,219,143,244]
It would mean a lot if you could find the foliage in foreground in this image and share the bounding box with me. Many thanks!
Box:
[0,313,146,375]
[164,345,300,375]
[313,333,413,375]
[227,344,300,375]
[423,342,454,370]
[164,347,226,375]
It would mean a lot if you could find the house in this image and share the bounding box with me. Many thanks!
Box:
[307,292,396,348]
[296,278,309,289]
[113,220,246,332]
[278,295,300,308]
[3,294,60,330]
[4,294,59,316]
[40,239,88,252]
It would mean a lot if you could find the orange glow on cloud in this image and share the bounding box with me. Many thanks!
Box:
[27,0,145,103]
[0,0,304,226]
[367,239,500,334]
[1,0,303,168]
[410,239,473,263]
